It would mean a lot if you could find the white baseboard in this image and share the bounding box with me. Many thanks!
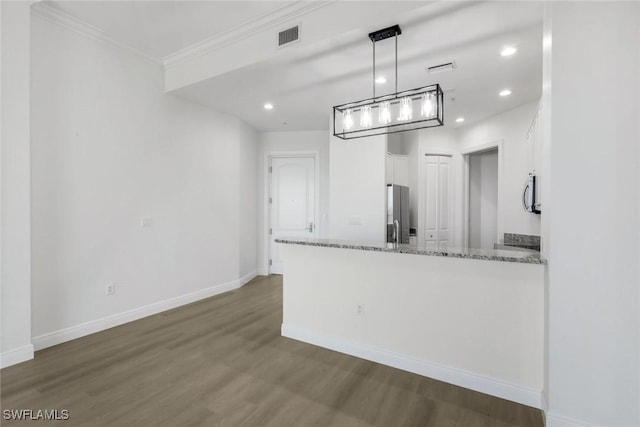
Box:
[238,270,258,286]
[1,344,34,369]
[33,279,242,351]
[257,267,269,276]
[541,391,548,426]
[545,413,600,427]
[281,323,542,409]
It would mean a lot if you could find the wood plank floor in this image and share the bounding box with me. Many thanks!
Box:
[1,275,543,426]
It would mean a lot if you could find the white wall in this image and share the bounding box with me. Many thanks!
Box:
[257,130,329,274]
[469,149,498,249]
[30,15,257,348]
[387,133,409,155]
[238,121,258,281]
[459,102,540,239]
[329,133,387,244]
[0,1,33,368]
[540,9,552,413]
[544,3,640,426]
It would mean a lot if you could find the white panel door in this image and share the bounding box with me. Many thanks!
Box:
[424,157,439,249]
[424,155,452,248]
[270,156,316,274]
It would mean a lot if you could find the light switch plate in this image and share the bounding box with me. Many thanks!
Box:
[141,217,153,227]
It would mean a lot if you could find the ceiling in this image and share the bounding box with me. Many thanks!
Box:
[46,1,293,59]
[42,1,543,133]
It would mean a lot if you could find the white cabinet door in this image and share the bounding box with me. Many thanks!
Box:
[386,153,409,186]
[386,154,393,185]
[270,156,316,274]
[424,155,452,248]
[392,155,409,187]
[527,104,542,174]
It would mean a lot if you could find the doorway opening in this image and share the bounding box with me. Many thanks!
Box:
[465,148,499,249]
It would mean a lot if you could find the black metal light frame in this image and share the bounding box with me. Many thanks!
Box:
[332,25,445,140]
[333,84,444,140]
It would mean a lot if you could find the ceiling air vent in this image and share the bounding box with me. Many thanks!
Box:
[427,62,457,74]
[278,25,299,47]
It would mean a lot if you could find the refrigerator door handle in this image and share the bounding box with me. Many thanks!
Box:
[522,184,530,212]
[393,220,400,244]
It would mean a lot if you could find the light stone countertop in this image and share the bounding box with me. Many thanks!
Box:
[275,237,546,265]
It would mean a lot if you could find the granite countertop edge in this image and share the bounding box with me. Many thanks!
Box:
[275,238,547,265]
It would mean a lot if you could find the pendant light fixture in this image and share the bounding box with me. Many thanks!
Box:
[333,25,444,140]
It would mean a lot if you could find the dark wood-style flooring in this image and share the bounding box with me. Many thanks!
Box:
[1,275,543,426]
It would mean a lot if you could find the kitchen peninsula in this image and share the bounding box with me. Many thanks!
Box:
[277,237,546,409]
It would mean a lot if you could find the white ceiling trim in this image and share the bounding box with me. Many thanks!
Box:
[163,0,336,69]
[31,3,162,65]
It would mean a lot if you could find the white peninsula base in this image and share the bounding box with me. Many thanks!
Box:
[279,241,545,409]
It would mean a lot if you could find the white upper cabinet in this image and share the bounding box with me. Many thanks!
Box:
[386,153,409,187]
[526,103,542,174]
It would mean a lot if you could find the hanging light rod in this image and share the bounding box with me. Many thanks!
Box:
[333,24,444,140]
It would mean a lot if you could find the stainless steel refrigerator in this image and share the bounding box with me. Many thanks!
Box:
[387,184,410,244]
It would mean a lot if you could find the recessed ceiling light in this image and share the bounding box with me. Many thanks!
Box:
[500,46,518,57]
[499,89,512,97]
[375,76,387,84]
[264,103,274,110]
[455,117,465,123]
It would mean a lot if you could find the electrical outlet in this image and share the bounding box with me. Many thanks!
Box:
[348,216,363,226]
[105,282,115,296]
[140,216,153,228]
[357,304,364,315]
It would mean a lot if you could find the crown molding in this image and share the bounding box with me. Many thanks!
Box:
[30,1,336,70]
[31,3,162,65]
[163,0,336,69]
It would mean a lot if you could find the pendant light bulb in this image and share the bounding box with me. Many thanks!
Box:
[343,109,354,131]
[421,93,436,118]
[398,96,413,121]
[378,101,391,125]
[360,105,372,128]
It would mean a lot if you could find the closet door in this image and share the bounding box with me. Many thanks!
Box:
[423,155,452,248]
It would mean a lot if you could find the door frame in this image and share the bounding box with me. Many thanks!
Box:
[263,151,320,275]
[461,140,504,248]
[418,150,455,247]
